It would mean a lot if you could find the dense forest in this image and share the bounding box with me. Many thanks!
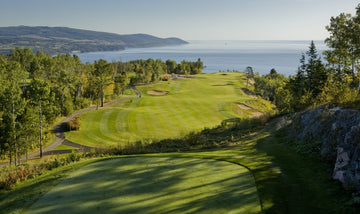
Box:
[255,5,360,112]
[0,49,203,165]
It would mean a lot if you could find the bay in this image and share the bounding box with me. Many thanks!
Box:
[76,40,326,76]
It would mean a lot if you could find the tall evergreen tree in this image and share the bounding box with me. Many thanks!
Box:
[91,59,113,107]
[279,41,328,111]
[306,41,328,96]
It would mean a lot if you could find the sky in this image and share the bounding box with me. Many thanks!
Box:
[0,0,359,41]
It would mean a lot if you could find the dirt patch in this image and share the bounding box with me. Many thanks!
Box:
[147,90,169,96]
[248,78,255,85]
[250,111,264,118]
[236,103,264,118]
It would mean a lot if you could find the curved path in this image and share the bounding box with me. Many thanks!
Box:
[0,96,135,167]
[127,85,141,97]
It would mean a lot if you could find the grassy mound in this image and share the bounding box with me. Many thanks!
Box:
[66,73,275,147]
[24,157,261,214]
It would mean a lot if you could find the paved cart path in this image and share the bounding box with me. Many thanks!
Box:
[0,96,135,168]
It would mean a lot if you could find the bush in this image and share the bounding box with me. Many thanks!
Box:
[66,116,81,131]
[0,152,83,190]
[0,165,35,190]
[68,151,81,162]
[162,76,169,81]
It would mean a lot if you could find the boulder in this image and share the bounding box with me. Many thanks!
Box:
[288,107,360,191]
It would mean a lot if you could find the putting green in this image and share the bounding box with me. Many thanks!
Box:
[25,157,261,214]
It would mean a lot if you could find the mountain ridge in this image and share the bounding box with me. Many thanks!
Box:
[0,26,188,54]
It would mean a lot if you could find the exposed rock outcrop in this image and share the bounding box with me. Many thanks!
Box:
[288,107,360,191]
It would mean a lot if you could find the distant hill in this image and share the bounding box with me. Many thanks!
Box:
[0,26,188,54]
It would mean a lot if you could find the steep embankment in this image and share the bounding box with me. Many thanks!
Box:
[286,106,360,192]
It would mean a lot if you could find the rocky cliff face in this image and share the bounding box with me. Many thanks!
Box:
[288,107,360,191]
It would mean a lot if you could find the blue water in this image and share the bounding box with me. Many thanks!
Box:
[76,40,326,76]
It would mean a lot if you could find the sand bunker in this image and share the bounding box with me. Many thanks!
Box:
[250,111,264,118]
[237,103,252,110]
[237,103,264,118]
[147,90,169,95]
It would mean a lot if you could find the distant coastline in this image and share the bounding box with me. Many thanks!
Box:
[76,40,326,76]
[0,26,188,55]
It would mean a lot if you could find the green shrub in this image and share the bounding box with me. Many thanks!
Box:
[74,97,90,110]
[68,151,81,162]
[62,98,74,116]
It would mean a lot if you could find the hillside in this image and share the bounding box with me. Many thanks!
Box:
[0,26,188,54]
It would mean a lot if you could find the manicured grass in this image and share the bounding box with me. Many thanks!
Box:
[66,73,275,147]
[24,157,261,214]
[1,129,356,213]
[2,73,351,213]
[0,158,106,214]
[52,144,78,151]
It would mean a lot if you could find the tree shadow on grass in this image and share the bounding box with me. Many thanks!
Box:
[0,160,102,214]
[254,134,358,214]
[6,116,356,214]
[24,157,261,214]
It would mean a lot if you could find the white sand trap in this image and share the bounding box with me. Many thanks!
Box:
[147,90,169,95]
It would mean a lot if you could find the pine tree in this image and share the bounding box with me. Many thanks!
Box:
[91,59,114,107]
[306,41,327,97]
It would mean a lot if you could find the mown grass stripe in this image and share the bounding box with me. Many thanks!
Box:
[115,108,130,136]
[99,108,120,142]
[67,73,275,146]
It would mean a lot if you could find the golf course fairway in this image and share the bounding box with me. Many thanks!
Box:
[66,73,274,147]
[25,157,261,214]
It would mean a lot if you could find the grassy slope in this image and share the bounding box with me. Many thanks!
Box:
[24,157,260,214]
[1,72,354,213]
[0,158,106,214]
[2,132,353,214]
[66,73,274,147]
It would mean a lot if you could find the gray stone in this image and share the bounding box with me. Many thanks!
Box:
[288,107,360,192]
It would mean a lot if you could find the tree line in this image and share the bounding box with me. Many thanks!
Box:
[255,4,360,112]
[0,48,203,165]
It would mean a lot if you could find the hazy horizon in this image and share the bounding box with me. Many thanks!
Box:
[1,0,359,41]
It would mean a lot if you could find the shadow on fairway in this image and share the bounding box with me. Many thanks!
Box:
[25,157,261,214]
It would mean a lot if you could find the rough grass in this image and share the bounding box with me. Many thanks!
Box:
[24,157,261,214]
[66,73,275,147]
